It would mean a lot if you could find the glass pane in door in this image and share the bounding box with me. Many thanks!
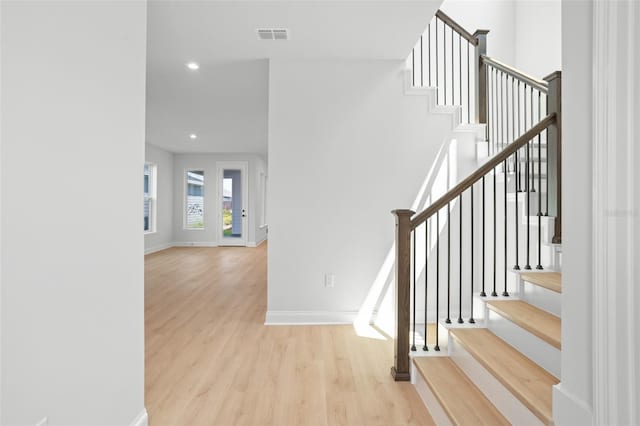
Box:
[223,170,242,238]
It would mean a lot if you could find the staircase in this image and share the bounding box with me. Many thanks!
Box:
[391,10,563,425]
[413,271,562,425]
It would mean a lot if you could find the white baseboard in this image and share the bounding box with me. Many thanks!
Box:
[146,239,266,252]
[552,384,593,426]
[130,408,148,426]
[172,242,218,248]
[247,237,267,248]
[144,243,173,255]
[265,310,358,325]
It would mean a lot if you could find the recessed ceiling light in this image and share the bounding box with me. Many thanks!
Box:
[189,133,197,140]
[186,62,200,70]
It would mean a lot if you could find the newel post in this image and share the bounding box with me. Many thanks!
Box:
[544,71,562,243]
[391,209,415,382]
[474,30,490,126]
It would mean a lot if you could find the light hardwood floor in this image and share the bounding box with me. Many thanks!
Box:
[145,244,434,426]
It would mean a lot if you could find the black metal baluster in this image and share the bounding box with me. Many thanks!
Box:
[424,221,429,350]
[446,203,451,323]
[470,186,476,322]
[501,73,504,160]
[500,72,505,150]
[459,33,462,110]
[525,138,532,270]
[481,176,486,297]
[420,35,424,87]
[458,194,464,323]
[435,18,439,103]
[530,87,536,192]
[443,22,447,104]
[486,68,490,150]
[511,77,518,147]
[435,211,441,351]
[428,23,432,86]
[451,26,454,105]
[504,74,515,152]
[496,71,504,150]
[487,68,491,154]
[503,157,509,297]
[514,81,520,270]
[512,77,516,164]
[412,48,415,87]
[517,81,522,192]
[411,230,416,351]
[537,92,543,270]
[524,84,529,192]
[493,68,498,154]
[492,167,497,296]
[466,41,470,123]
[514,172,521,269]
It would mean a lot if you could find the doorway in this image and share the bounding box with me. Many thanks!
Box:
[217,161,249,246]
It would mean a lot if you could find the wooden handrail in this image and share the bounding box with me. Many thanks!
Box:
[481,55,549,93]
[435,10,479,46]
[410,113,556,229]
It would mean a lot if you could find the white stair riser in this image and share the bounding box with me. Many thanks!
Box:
[485,309,561,379]
[413,369,454,426]
[519,279,561,316]
[473,293,518,321]
[448,337,544,426]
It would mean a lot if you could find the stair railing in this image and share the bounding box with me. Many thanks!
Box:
[394,12,562,381]
[410,10,488,124]
[391,113,559,381]
[409,10,562,244]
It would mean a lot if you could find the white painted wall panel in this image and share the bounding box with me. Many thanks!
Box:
[1,2,147,424]
[267,59,455,328]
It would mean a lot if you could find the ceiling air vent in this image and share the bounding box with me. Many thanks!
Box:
[256,28,289,41]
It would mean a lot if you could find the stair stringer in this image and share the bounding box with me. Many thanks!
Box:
[403,69,486,145]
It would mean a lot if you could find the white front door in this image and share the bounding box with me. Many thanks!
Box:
[217,161,248,246]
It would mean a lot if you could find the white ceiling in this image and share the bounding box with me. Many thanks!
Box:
[146,0,441,154]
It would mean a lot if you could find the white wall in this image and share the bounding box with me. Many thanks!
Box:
[145,143,174,254]
[267,59,458,321]
[1,2,146,425]
[440,0,561,78]
[440,0,517,65]
[515,0,562,77]
[172,153,267,246]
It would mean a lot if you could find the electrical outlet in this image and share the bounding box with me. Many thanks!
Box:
[324,273,335,288]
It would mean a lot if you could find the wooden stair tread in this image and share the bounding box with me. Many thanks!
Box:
[487,300,561,349]
[521,272,562,293]
[413,357,510,426]
[450,328,559,426]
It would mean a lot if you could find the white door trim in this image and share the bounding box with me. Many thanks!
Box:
[217,161,249,247]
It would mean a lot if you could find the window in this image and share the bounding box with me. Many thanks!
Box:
[185,170,205,229]
[144,163,157,233]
